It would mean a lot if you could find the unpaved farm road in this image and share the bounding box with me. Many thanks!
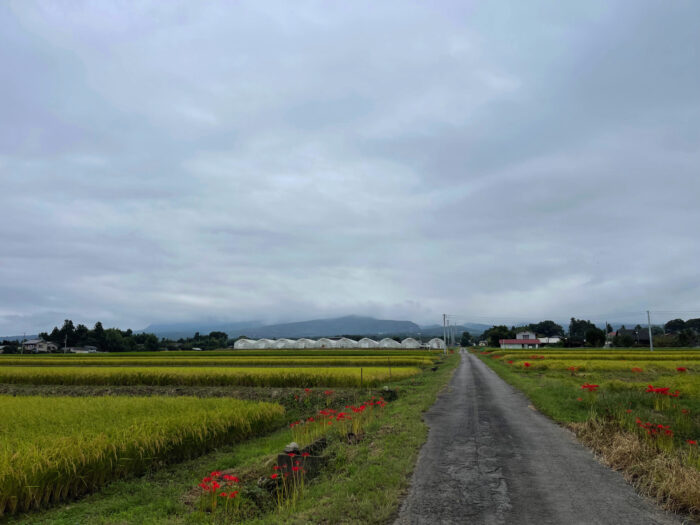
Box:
[395,350,687,525]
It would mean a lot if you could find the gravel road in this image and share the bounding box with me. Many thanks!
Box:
[394,350,686,525]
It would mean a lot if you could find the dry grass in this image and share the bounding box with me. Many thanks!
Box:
[570,419,700,519]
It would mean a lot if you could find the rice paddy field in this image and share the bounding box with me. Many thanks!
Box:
[0,347,448,521]
[0,396,284,517]
[475,347,700,515]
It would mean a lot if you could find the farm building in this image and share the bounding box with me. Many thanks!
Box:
[21,339,58,353]
[499,331,541,349]
[379,338,401,348]
[252,339,276,349]
[336,337,358,348]
[233,338,257,349]
[297,338,319,348]
[428,338,446,349]
[358,338,378,348]
[317,338,337,348]
[401,337,421,349]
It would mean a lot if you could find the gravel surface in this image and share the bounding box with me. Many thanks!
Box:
[395,350,686,525]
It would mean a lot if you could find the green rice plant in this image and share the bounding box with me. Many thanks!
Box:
[0,395,284,516]
[0,366,421,388]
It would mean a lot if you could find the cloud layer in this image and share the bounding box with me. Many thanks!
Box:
[1,1,699,334]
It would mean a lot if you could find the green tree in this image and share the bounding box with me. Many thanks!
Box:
[460,331,472,347]
[482,325,514,347]
[529,320,564,337]
[664,319,686,334]
[584,327,606,347]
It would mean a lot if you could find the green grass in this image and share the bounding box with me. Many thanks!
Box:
[6,354,459,524]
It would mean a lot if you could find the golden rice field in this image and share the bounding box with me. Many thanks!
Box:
[0,395,284,516]
[0,365,421,387]
[0,355,435,367]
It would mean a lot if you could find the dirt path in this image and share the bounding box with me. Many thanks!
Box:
[394,350,685,525]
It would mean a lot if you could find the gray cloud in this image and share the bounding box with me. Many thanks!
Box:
[1,0,699,334]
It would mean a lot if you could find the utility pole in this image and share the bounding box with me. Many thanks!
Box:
[442,314,447,355]
[64,333,68,354]
[647,310,654,352]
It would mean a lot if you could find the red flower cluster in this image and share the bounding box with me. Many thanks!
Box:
[688,440,698,446]
[631,367,643,373]
[635,418,673,437]
[507,360,513,364]
[530,355,546,360]
[676,367,687,372]
[523,362,531,368]
[646,385,680,397]
[581,383,599,392]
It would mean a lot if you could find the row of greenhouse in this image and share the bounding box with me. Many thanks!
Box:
[233,337,446,350]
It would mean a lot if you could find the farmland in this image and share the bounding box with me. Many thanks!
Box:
[0,396,284,516]
[0,348,456,523]
[474,347,700,516]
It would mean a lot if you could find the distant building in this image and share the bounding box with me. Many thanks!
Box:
[70,346,98,354]
[378,338,401,349]
[336,338,359,348]
[538,337,561,345]
[233,338,257,349]
[358,338,378,348]
[22,339,58,353]
[499,331,540,349]
[428,338,446,349]
[400,337,421,349]
[317,338,337,348]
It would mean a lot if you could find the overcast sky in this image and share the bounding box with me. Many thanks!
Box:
[1,1,699,334]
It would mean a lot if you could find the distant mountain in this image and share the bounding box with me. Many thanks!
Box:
[141,321,262,340]
[0,334,38,342]
[242,316,420,338]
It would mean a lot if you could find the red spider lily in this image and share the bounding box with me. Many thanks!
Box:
[646,385,670,394]
[307,416,315,422]
[323,390,334,395]
[210,470,221,477]
[202,476,212,482]
[211,481,220,489]
[523,362,531,368]
[271,473,279,479]
[581,383,599,392]
[682,409,690,414]
[229,491,238,498]
[688,440,698,445]
[273,465,280,470]
[288,452,296,457]
[198,482,211,491]
[219,492,228,498]
[302,452,310,457]
[625,409,633,413]
[568,366,577,372]
[507,360,513,364]
[304,388,311,393]
[576,397,583,402]
[631,367,643,373]
[292,466,300,472]
[676,367,687,372]
[223,474,240,483]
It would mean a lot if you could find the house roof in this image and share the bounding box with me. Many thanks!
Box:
[23,339,45,344]
[499,339,541,344]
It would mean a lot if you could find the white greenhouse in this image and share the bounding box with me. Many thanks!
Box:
[297,338,319,348]
[358,338,379,348]
[400,337,421,349]
[233,338,257,349]
[378,338,402,349]
[273,338,296,349]
[428,338,446,349]
[336,337,359,348]
[253,338,276,349]
[317,338,337,349]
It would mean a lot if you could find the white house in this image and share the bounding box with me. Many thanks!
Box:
[538,336,561,345]
[400,337,421,349]
[22,339,58,353]
[317,338,337,348]
[379,337,401,348]
[428,338,446,349]
[499,331,541,349]
[358,338,379,348]
[233,338,257,349]
[336,337,359,348]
